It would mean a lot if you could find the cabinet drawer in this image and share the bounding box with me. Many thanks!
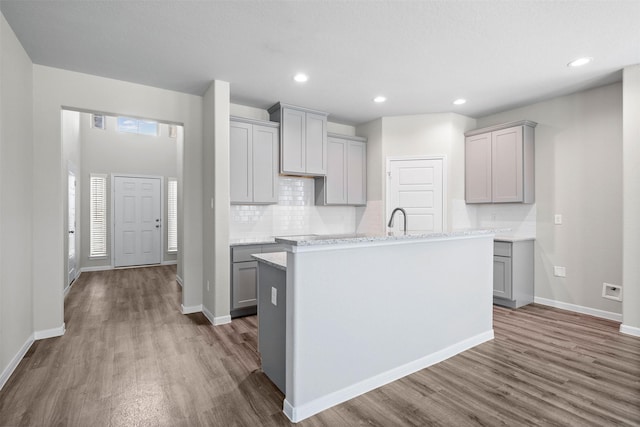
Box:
[494,241,512,257]
[232,245,264,262]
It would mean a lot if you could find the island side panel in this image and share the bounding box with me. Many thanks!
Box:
[283,235,494,422]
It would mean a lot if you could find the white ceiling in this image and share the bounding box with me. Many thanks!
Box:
[1,1,639,125]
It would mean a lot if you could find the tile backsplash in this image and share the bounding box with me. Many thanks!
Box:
[230,176,356,239]
[474,203,536,237]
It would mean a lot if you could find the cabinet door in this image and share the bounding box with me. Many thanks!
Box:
[232,261,258,309]
[347,140,366,205]
[493,256,512,299]
[305,112,328,175]
[230,121,252,203]
[281,108,306,174]
[465,133,492,203]
[325,137,348,204]
[252,125,279,203]
[492,126,523,203]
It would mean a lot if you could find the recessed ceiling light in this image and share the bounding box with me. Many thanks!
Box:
[294,73,308,83]
[567,57,593,67]
[453,98,467,105]
[373,96,386,103]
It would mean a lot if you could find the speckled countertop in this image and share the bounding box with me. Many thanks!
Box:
[229,237,276,246]
[252,252,287,270]
[493,235,536,242]
[274,229,507,247]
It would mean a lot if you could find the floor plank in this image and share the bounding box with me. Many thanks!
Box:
[0,266,638,426]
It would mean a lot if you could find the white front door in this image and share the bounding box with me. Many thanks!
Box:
[68,170,77,286]
[387,158,444,233]
[114,176,162,267]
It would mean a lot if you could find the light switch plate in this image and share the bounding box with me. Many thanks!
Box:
[554,214,562,225]
[271,287,277,306]
[553,266,566,277]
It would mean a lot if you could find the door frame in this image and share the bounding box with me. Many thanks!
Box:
[385,155,447,232]
[110,173,164,268]
[66,162,79,292]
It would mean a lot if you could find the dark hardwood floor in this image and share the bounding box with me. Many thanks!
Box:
[0,266,638,426]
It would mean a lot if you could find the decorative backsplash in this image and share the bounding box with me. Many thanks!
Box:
[230,176,356,238]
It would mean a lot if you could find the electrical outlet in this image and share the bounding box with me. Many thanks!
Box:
[207,280,210,291]
[553,266,566,277]
[271,287,277,306]
[554,214,563,225]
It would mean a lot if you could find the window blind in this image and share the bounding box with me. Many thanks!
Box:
[167,178,178,253]
[90,174,107,257]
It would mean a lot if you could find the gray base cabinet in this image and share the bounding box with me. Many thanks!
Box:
[315,133,367,206]
[493,240,534,308]
[465,120,536,204]
[230,243,285,318]
[257,261,286,393]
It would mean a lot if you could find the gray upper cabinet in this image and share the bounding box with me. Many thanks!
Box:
[268,102,328,176]
[230,116,279,205]
[465,120,536,204]
[315,133,366,206]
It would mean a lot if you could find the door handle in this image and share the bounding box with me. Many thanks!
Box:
[155,225,160,229]
[69,230,75,234]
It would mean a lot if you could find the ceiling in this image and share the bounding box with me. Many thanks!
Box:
[1,1,639,125]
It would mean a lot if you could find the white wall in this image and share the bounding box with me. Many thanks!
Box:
[356,113,477,234]
[477,83,624,317]
[32,65,203,333]
[622,65,640,334]
[0,11,34,386]
[79,113,179,269]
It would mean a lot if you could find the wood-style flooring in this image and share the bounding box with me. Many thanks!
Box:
[0,266,638,426]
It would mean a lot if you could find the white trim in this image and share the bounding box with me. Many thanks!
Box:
[161,260,177,266]
[181,304,202,315]
[80,265,114,272]
[34,324,66,340]
[534,297,622,322]
[176,274,184,287]
[202,305,232,326]
[283,329,494,423]
[0,334,34,391]
[385,155,448,233]
[620,324,640,337]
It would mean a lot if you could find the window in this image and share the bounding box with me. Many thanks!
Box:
[92,114,105,130]
[167,178,178,253]
[117,116,158,136]
[90,174,108,257]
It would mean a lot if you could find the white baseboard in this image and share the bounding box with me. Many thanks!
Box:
[0,334,34,391]
[283,329,494,423]
[161,260,177,265]
[176,274,184,287]
[181,304,202,315]
[80,265,113,272]
[34,323,65,340]
[534,297,622,322]
[202,306,232,326]
[620,324,640,337]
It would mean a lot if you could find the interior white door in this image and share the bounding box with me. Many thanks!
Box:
[387,158,444,233]
[114,176,162,267]
[68,170,77,286]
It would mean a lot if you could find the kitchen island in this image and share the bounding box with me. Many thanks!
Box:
[255,230,496,423]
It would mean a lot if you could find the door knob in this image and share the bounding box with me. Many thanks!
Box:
[155,225,160,228]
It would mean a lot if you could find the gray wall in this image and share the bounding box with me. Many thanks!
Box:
[0,12,33,385]
[477,83,624,316]
[79,113,179,269]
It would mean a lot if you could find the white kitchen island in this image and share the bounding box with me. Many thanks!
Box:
[265,230,496,423]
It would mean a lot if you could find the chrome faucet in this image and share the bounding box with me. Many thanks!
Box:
[387,207,407,233]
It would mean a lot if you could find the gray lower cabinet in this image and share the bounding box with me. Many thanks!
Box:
[257,261,286,393]
[315,133,367,206]
[493,240,534,308]
[230,243,285,317]
[230,116,279,204]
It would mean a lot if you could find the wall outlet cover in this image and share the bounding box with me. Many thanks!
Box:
[554,214,562,225]
[602,283,622,301]
[553,266,566,277]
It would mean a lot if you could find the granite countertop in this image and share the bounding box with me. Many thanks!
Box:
[229,237,276,246]
[494,235,536,242]
[252,252,287,271]
[275,229,508,247]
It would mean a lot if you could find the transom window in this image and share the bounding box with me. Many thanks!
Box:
[117,116,158,136]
